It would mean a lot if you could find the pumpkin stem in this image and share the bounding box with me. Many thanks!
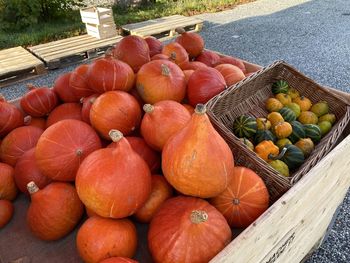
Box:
[170,52,177,61]
[105,47,114,58]
[233,198,240,205]
[268,147,287,160]
[143,104,154,113]
[175,27,186,34]
[27,181,39,194]
[109,129,124,142]
[27,83,36,90]
[194,104,207,115]
[24,115,32,125]
[190,210,208,224]
[161,64,170,76]
[0,94,6,102]
[76,149,83,156]
[79,97,84,104]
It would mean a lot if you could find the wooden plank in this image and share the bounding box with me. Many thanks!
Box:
[210,132,350,263]
[122,15,184,31]
[136,20,203,36]
[28,35,92,52]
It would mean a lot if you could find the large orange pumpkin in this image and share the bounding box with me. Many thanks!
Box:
[180,61,207,71]
[113,35,150,72]
[0,162,17,201]
[76,130,151,218]
[144,36,163,57]
[27,181,84,240]
[0,95,24,138]
[53,72,79,102]
[187,67,226,106]
[141,100,191,151]
[215,55,247,73]
[46,102,82,128]
[195,50,220,67]
[0,199,13,229]
[0,126,43,166]
[162,42,189,68]
[214,63,245,86]
[20,84,58,117]
[210,166,270,228]
[87,56,135,93]
[175,27,204,58]
[69,64,94,99]
[136,60,186,104]
[99,257,138,263]
[35,119,101,181]
[81,94,98,125]
[162,104,234,198]
[148,196,232,263]
[134,174,173,223]
[24,116,46,130]
[14,148,51,195]
[76,217,137,263]
[90,91,141,140]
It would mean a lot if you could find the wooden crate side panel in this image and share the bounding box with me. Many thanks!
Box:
[211,135,350,263]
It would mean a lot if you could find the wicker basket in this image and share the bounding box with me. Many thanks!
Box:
[206,60,350,202]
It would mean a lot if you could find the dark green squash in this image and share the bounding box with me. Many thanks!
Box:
[272,80,289,94]
[232,115,257,138]
[279,107,296,122]
[254,129,277,144]
[269,144,304,170]
[304,124,322,143]
[288,121,306,143]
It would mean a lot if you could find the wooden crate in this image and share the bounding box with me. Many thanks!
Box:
[1,60,350,263]
[0,47,47,88]
[80,7,114,25]
[121,14,203,41]
[28,34,122,69]
[85,22,117,39]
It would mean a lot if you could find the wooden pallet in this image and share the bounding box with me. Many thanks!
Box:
[0,47,47,88]
[121,15,203,40]
[28,34,123,69]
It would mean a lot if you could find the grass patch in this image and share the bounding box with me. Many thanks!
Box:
[0,0,251,50]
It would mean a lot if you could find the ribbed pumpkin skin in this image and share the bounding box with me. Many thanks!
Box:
[136,60,186,104]
[20,86,58,117]
[81,94,98,125]
[90,91,141,140]
[214,63,245,86]
[280,144,305,170]
[14,148,52,195]
[113,35,150,72]
[279,107,296,122]
[175,31,204,58]
[0,200,13,228]
[210,166,270,228]
[288,121,306,143]
[195,50,220,67]
[123,137,161,173]
[187,67,226,107]
[162,107,234,198]
[76,137,151,218]
[87,57,135,93]
[0,126,43,166]
[304,124,322,142]
[70,64,95,99]
[134,174,173,223]
[148,196,232,263]
[0,97,24,138]
[99,257,138,263]
[24,116,46,130]
[76,217,137,263]
[232,115,257,138]
[183,69,194,84]
[180,61,207,71]
[162,42,189,68]
[141,100,191,151]
[271,80,289,94]
[216,55,246,73]
[145,36,163,57]
[151,54,170,61]
[35,120,101,181]
[46,102,82,128]
[53,72,79,102]
[27,182,84,240]
[0,163,17,201]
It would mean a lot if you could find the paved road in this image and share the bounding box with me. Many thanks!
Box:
[2,0,350,262]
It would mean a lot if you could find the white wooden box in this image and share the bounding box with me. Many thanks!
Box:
[85,22,117,39]
[80,6,115,25]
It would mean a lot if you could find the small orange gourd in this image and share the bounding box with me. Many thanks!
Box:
[267,112,284,127]
[298,111,318,124]
[273,122,292,139]
[293,96,312,111]
[265,98,283,112]
[254,140,279,161]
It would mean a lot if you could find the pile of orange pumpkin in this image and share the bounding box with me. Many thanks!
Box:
[0,29,268,263]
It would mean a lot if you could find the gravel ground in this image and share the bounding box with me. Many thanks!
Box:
[2,0,350,262]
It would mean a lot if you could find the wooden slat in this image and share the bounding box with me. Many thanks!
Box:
[28,35,91,52]
[122,15,184,31]
[136,20,203,36]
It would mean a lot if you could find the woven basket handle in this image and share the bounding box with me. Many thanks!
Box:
[324,86,350,105]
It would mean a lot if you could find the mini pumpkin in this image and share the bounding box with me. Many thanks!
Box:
[311,101,329,117]
[275,93,292,105]
[265,98,283,112]
[254,140,279,162]
[267,112,284,127]
[273,121,292,139]
[294,138,314,157]
[298,111,318,124]
[256,118,271,130]
[287,87,300,99]
[293,96,312,111]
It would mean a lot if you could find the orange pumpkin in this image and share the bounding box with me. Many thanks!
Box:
[24,116,46,130]
[215,55,246,73]
[77,217,137,263]
[136,60,186,104]
[175,27,204,58]
[273,121,293,139]
[81,94,98,125]
[134,174,173,223]
[144,36,163,57]
[183,69,194,84]
[195,50,220,67]
[99,257,138,263]
[140,100,191,151]
[148,196,232,263]
[46,102,82,128]
[69,64,94,99]
[0,162,17,201]
[162,104,234,198]
[180,61,207,71]
[0,200,13,229]
[214,63,245,86]
[162,42,189,68]
[254,140,279,161]
[90,91,142,140]
[210,166,270,228]
[0,95,24,138]
[53,72,79,102]
[293,96,312,111]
